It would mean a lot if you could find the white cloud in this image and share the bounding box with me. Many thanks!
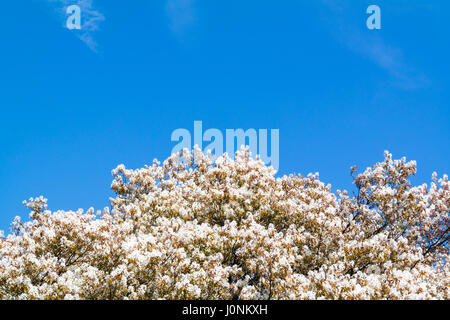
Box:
[321,0,429,90]
[42,0,105,52]
[344,29,429,90]
[166,0,196,36]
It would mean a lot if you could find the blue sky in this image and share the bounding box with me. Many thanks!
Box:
[0,0,449,233]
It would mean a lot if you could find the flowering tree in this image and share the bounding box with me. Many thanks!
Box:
[0,148,448,299]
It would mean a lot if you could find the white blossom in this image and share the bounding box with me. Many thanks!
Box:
[0,149,448,300]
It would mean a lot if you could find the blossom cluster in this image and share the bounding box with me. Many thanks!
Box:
[0,148,448,299]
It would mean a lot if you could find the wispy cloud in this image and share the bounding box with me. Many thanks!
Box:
[166,0,196,36]
[41,0,105,52]
[321,0,429,90]
[344,30,429,90]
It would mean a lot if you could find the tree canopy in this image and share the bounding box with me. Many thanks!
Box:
[0,148,448,299]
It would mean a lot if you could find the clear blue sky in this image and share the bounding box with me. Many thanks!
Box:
[0,0,449,233]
